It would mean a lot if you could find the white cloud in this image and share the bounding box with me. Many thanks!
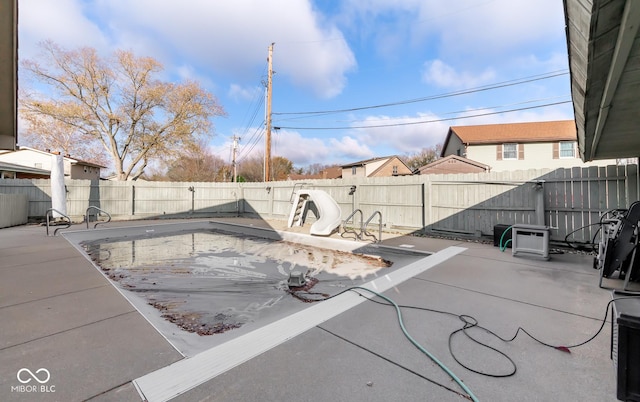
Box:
[19,0,109,58]
[273,131,373,165]
[228,84,263,103]
[452,106,574,127]
[511,52,570,74]
[226,128,374,167]
[338,0,566,61]
[328,136,373,160]
[431,0,566,59]
[86,0,356,99]
[272,130,331,165]
[422,59,496,89]
[175,64,217,89]
[354,113,449,153]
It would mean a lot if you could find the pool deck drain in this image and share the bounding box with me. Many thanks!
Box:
[133,246,466,402]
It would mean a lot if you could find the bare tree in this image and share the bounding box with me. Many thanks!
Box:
[165,140,228,182]
[271,156,293,181]
[20,117,109,166]
[305,163,326,175]
[302,163,339,175]
[236,154,295,182]
[237,154,264,182]
[20,41,225,180]
[401,144,442,171]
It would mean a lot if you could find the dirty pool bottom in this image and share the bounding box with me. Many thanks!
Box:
[79,225,420,354]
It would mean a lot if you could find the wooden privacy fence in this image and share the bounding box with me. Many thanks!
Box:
[0,164,637,243]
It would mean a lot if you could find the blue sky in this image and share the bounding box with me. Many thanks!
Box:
[18,0,572,169]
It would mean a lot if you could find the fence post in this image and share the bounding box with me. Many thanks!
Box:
[421,182,426,232]
[535,181,545,226]
[131,184,135,217]
[425,178,432,231]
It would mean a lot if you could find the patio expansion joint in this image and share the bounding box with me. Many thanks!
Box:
[83,379,135,401]
[316,325,469,399]
[0,254,97,270]
[457,252,600,278]
[0,310,137,352]
[414,277,609,323]
[0,283,110,310]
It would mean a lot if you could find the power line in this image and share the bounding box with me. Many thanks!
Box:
[275,100,572,130]
[239,89,265,133]
[273,70,568,118]
[236,124,265,163]
[231,61,268,164]
[275,95,570,126]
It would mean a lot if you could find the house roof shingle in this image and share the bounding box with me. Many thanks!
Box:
[341,156,393,168]
[288,166,342,180]
[449,120,577,145]
[419,155,490,173]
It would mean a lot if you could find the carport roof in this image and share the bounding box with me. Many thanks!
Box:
[564,0,640,161]
[0,160,50,176]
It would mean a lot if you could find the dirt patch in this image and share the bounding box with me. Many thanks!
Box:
[150,300,243,335]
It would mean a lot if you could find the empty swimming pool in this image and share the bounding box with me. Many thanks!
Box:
[63,220,428,356]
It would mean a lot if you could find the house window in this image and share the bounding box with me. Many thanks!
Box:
[559,141,575,158]
[351,166,357,175]
[392,166,398,175]
[503,143,518,160]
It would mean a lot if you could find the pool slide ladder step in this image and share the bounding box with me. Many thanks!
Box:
[291,196,307,226]
[288,193,312,227]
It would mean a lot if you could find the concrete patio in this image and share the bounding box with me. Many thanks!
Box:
[0,217,622,401]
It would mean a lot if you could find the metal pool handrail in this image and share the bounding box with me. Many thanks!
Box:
[362,211,382,243]
[46,208,71,236]
[289,182,311,203]
[85,206,112,229]
[341,208,363,240]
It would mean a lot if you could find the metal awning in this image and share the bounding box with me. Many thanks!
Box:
[564,0,640,161]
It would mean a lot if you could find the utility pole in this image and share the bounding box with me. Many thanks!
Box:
[265,42,274,182]
[231,135,240,182]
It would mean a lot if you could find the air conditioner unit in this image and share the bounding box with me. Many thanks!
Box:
[611,293,640,401]
[511,224,550,260]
